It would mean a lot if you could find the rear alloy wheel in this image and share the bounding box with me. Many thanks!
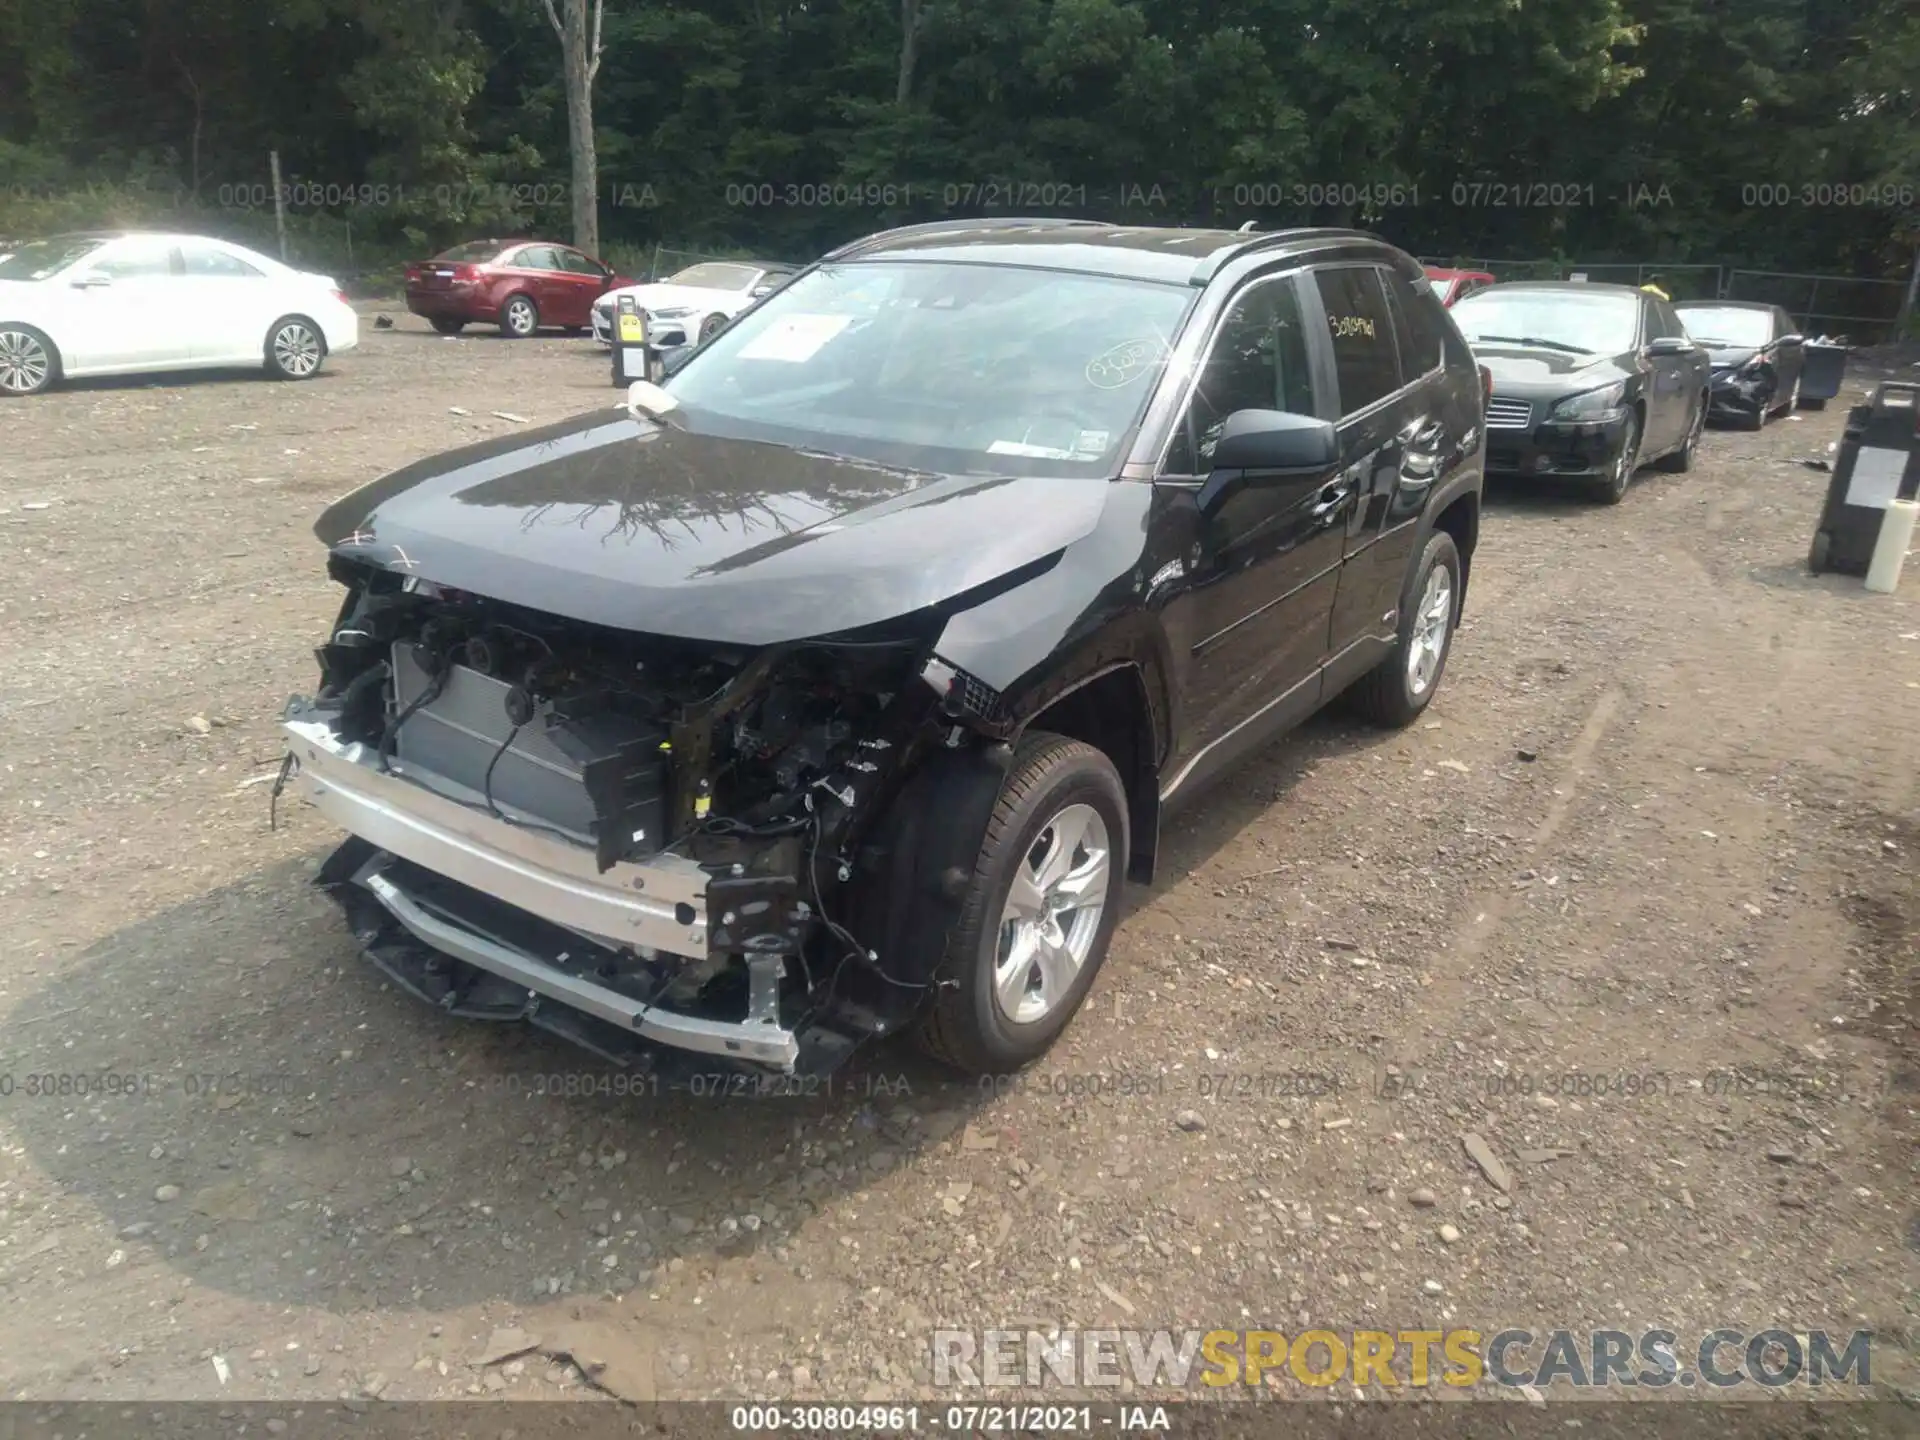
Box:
[265,317,325,380]
[1656,392,1706,472]
[916,733,1128,1075]
[1346,529,1461,727]
[0,324,57,396]
[1593,409,1640,504]
[699,312,728,342]
[430,317,466,336]
[500,294,539,338]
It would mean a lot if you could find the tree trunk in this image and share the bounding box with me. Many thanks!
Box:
[543,0,603,255]
[895,0,920,105]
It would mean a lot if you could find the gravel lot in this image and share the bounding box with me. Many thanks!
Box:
[1,308,1916,1408]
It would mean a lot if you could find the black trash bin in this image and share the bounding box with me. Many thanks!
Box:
[1798,340,1849,411]
[1807,381,1920,575]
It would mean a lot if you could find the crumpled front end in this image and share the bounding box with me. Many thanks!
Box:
[281,555,1015,1076]
[1707,360,1775,422]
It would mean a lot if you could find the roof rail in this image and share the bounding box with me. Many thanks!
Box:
[820,216,1112,263]
[1190,225,1391,282]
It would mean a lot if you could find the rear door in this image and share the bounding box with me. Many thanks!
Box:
[1157,268,1345,765]
[1327,265,1462,657]
[177,240,277,363]
[1311,264,1424,658]
[500,245,565,319]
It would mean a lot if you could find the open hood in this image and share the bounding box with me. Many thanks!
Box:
[313,409,1108,646]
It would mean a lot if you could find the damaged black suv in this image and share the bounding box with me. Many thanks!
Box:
[281,219,1484,1078]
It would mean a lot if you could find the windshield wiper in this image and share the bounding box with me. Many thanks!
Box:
[1468,333,1594,356]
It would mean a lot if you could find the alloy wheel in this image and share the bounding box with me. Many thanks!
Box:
[992,803,1112,1025]
[506,298,537,336]
[0,328,52,395]
[1407,562,1454,697]
[1609,415,1640,498]
[272,322,322,378]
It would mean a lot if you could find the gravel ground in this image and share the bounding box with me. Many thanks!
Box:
[1,309,1916,1409]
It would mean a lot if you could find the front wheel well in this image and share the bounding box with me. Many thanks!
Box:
[1021,666,1160,884]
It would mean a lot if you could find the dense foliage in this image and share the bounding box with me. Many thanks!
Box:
[0,0,1914,287]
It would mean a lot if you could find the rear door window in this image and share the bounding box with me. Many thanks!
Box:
[1312,266,1402,415]
[1380,268,1451,379]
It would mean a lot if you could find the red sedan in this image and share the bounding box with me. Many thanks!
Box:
[403,240,635,337]
[1423,266,1497,307]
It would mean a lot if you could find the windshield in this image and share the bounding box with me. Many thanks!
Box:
[0,237,108,281]
[1676,306,1773,347]
[1452,290,1640,355]
[661,260,1194,475]
[666,262,760,291]
[432,240,505,263]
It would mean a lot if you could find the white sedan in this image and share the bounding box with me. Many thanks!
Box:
[0,231,359,396]
[589,260,798,348]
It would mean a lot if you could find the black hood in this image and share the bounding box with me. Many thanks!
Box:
[1473,344,1633,397]
[313,408,1110,646]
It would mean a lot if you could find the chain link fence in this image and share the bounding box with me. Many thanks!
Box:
[1722,270,1907,342]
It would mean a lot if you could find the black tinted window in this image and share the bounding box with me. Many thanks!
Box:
[1382,269,1449,377]
[1314,267,1401,414]
[181,243,263,278]
[1166,275,1316,474]
[511,246,562,271]
[556,248,605,276]
[94,241,177,279]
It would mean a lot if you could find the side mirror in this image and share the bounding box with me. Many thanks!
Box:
[749,284,774,299]
[1778,333,1805,347]
[1644,336,1693,357]
[70,270,112,289]
[1210,409,1339,471]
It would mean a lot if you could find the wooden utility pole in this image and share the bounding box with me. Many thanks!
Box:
[269,150,288,261]
[539,0,606,256]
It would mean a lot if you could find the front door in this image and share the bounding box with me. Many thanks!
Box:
[550,247,613,327]
[1643,298,1693,449]
[58,238,194,373]
[1156,270,1348,782]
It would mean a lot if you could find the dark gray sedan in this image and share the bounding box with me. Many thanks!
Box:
[1673,300,1807,430]
[1452,282,1712,504]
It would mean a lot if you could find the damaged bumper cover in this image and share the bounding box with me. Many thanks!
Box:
[282,705,804,1070]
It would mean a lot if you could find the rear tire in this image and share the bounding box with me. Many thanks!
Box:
[499,294,539,338]
[430,317,466,336]
[1738,398,1766,431]
[0,323,59,396]
[1346,530,1461,728]
[264,316,325,380]
[915,733,1129,1076]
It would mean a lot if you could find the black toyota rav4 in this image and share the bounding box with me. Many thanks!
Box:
[280,220,1485,1079]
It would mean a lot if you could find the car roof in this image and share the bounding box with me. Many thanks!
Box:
[822,218,1403,286]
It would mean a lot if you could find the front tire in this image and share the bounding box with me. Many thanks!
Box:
[1346,529,1461,728]
[915,733,1128,1075]
[0,323,59,396]
[1591,409,1641,504]
[500,294,539,338]
[699,312,728,342]
[264,316,325,380]
[1655,392,1706,472]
